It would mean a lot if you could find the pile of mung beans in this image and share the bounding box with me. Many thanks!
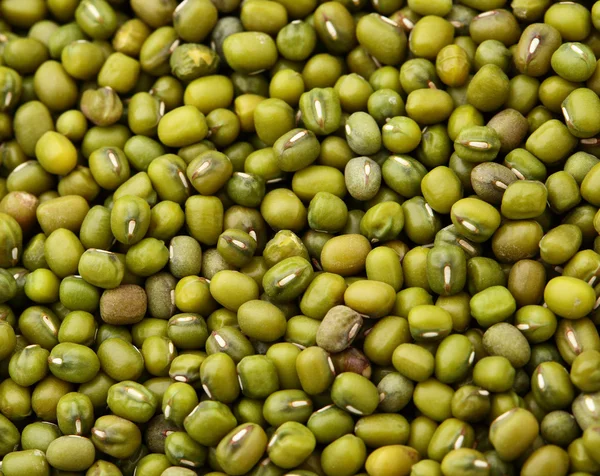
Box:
[3,0,600,474]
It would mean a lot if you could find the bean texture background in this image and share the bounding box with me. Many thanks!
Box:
[2,0,600,475]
